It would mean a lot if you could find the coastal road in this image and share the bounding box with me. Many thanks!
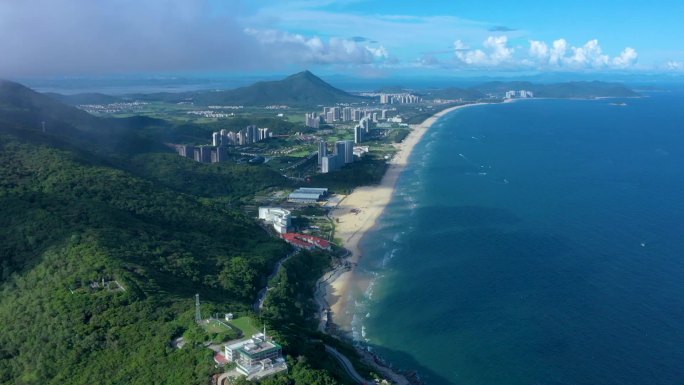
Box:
[254,251,299,311]
[324,345,371,385]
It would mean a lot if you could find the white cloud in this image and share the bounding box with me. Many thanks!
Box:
[567,39,609,67]
[529,38,637,70]
[453,40,470,51]
[485,36,515,62]
[612,47,638,68]
[450,36,639,71]
[0,0,269,76]
[454,35,514,66]
[549,39,568,66]
[529,40,549,60]
[245,28,389,65]
[666,61,684,71]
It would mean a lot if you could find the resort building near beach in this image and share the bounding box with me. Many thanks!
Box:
[258,207,291,234]
[281,233,331,251]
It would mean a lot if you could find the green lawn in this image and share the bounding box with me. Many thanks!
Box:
[201,319,232,334]
[229,316,261,337]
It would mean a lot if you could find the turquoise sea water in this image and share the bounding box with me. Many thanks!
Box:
[354,92,684,385]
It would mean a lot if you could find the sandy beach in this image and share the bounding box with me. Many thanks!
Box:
[323,102,487,330]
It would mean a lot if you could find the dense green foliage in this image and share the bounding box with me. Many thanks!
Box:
[260,252,360,384]
[0,81,297,384]
[0,134,292,384]
[126,153,288,200]
[389,128,410,143]
[0,80,366,384]
[309,155,389,193]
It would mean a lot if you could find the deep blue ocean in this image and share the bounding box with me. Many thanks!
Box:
[354,92,684,385]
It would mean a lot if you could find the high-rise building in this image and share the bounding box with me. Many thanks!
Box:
[354,126,364,144]
[321,154,340,173]
[325,111,335,124]
[360,117,371,131]
[200,146,213,163]
[317,140,327,165]
[227,131,237,145]
[176,145,194,158]
[213,146,228,163]
[305,113,320,129]
[342,107,352,122]
[259,127,270,141]
[381,109,388,119]
[251,125,259,141]
[244,125,259,144]
[212,132,220,147]
[353,109,363,121]
[335,140,354,164]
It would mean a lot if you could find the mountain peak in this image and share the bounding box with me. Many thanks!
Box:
[285,70,322,82]
[192,70,364,106]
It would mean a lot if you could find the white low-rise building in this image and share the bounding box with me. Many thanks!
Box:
[258,207,292,234]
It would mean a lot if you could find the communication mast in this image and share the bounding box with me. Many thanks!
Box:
[195,294,201,322]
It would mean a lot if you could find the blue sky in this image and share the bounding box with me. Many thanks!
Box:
[1,0,683,77]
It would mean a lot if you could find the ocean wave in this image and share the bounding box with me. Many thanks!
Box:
[382,248,400,268]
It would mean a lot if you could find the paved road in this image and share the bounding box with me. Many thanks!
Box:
[325,345,371,385]
[254,251,298,311]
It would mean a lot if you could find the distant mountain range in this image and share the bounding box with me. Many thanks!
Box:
[192,70,367,105]
[38,71,639,106]
[473,81,638,98]
[118,70,367,106]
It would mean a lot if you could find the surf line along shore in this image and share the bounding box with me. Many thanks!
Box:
[318,102,490,333]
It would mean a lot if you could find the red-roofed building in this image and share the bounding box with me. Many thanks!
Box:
[214,352,229,365]
[282,233,331,251]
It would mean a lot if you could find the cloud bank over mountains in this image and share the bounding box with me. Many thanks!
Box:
[0,0,677,76]
[244,28,390,65]
[449,36,638,70]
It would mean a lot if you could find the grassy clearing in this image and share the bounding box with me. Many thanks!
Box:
[229,316,261,337]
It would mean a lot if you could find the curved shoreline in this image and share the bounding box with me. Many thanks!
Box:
[322,102,490,332]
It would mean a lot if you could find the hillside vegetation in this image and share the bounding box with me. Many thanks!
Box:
[0,81,326,384]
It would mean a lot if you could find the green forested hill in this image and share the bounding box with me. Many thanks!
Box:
[0,134,291,384]
[0,82,296,384]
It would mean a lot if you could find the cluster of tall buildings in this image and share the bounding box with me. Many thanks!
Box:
[304,113,320,129]
[175,144,229,163]
[175,125,271,164]
[304,107,389,128]
[505,90,534,99]
[379,93,420,104]
[318,140,354,173]
[212,125,271,147]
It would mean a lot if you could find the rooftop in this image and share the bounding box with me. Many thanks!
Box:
[239,340,281,357]
[282,233,331,250]
[288,192,323,200]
